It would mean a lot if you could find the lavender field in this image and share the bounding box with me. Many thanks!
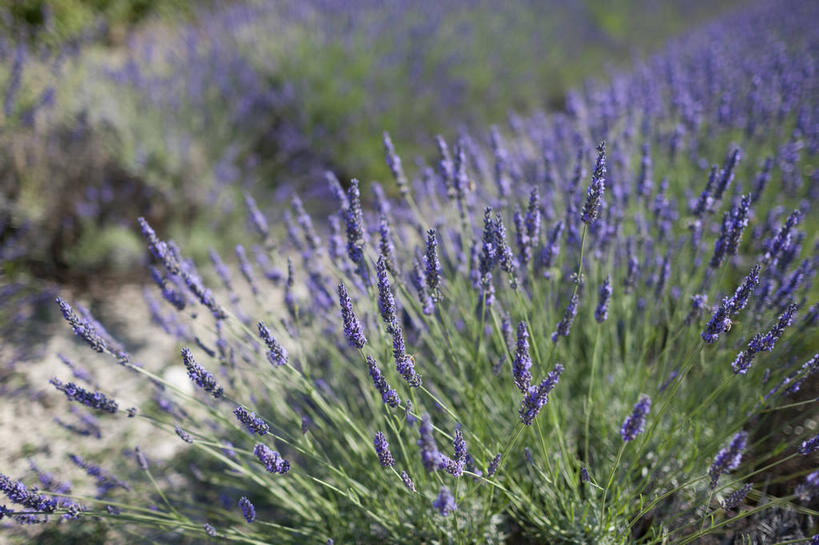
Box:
[1,0,818,543]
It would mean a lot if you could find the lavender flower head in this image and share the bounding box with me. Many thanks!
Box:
[181,348,223,398]
[253,444,290,474]
[433,486,457,516]
[799,434,819,455]
[376,256,397,328]
[238,496,255,522]
[620,395,651,441]
[393,326,421,387]
[595,275,612,323]
[709,431,747,488]
[233,406,269,436]
[580,141,607,224]
[722,483,752,510]
[257,321,288,367]
[337,282,366,349]
[366,355,400,408]
[417,414,446,471]
[519,363,564,425]
[551,293,579,343]
[373,431,395,468]
[50,378,119,413]
[512,322,533,393]
[424,229,442,301]
[400,471,416,492]
[487,454,501,477]
[796,471,819,502]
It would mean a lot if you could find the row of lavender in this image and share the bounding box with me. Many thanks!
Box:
[3,0,819,543]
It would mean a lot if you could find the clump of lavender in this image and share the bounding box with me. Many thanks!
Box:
[620,395,651,442]
[181,348,223,398]
[373,432,395,468]
[709,431,747,488]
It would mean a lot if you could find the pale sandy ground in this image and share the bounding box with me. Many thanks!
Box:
[1,283,193,542]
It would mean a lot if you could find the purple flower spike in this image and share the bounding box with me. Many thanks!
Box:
[233,406,269,436]
[551,294,579,343]
[709,431,747,488]
[257,321,288,367]
[595,276,612,323]
[181,348,223,398]
[620,395,651,442]
[253,444,290,474]
[50,378,119,413]
[373,431,395,468]
[366,355,400,408]
[433,486,457,516]
[238,496,255,522]
[581,141,607,225]
[512,322,533,393]
[519,364,564,426]
[337,282,366,349]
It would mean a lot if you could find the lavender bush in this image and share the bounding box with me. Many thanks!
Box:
[2,0,819,543]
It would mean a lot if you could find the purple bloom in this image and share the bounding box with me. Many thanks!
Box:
[495,212,519,289]
[581,141,607,224]
[551,294,579,343]
[732,304,798,374]
[253,444,290,474]
[540,220,564,273]
[620,395,651,442]
[56,298,128,362]
[595,276,612,323]
[714,148,741,201]
[795,471,819,502]
[50,378,119,413]
[337,282,366,349]
[366,355,400,408]
[373,431,395,468]
[257,321,288,367]
[243,192,269,238]
[135,447,149,470]
[433,486,457,516]
[233,406,269,436]
[383,132,409,197]
[692,166,718,218]
[203,523,216,537]
[181,348,223,398]
[291,195,321,252]
[487,454,501,477]
[762,209,801,266]
[424,229,442,301]
[709,431,747,488]
[378,216,397,275]
[0,473,58,513]
[580,467,590,482]
[799,434,819,455]
[721,482,752,510]
[376,256,397,328]
[512,322,533,393]
[710,195,751,268]
[417,414,446,472]
[726,265,761,316]
[519,364,564,425]
[446,426,466,477]
[175,425,193,443]
[238,496,255,522]
[235,245,259,295]
[392,326,420,387]
[400,471,415,492]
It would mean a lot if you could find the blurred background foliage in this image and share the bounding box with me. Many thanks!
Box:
[1,0,744,284]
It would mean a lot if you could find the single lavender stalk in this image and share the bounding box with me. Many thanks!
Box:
[551,293,579,343]
[257,321,288,367]
[175,425,193,443]
[253,444,290,474]
[235,245,259,296]
[376,256,397,330]
[691,165,718,218]
[418,414,446,472]
[424,229,441,302]
[512,322,533,393]
[291,195,321,251]
[243,192,269,238]
[495,212,519,289]
[392,326,420,387]
[373,431,395,468]
[581,141,607,224]
[726,264,761,315]
[50,378,119,413]
[433,486,457,516]
[762,209,801,266]
[487,454,501,477]
[795,471,819,502]
[233,406,269,436]
[400,471,416,492]
[0,474,58,513]
[620,395,651,441]
[366,356,400,408]
[721,483,752,510]
[378,215,398,275]
[732,304,798,374]
[56,298,128,362]
[595,276,612,323]
[714,147,741,201]
[709,431,747,488]
[446,426,466,477]
[525,187,541,245]
[383,132,409,197]
[238,496,256,522]
[519,364,564,426]
[181,348,224,398]
[337,282,366,349]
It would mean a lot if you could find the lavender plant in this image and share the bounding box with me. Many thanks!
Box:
[4,0,819,543]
